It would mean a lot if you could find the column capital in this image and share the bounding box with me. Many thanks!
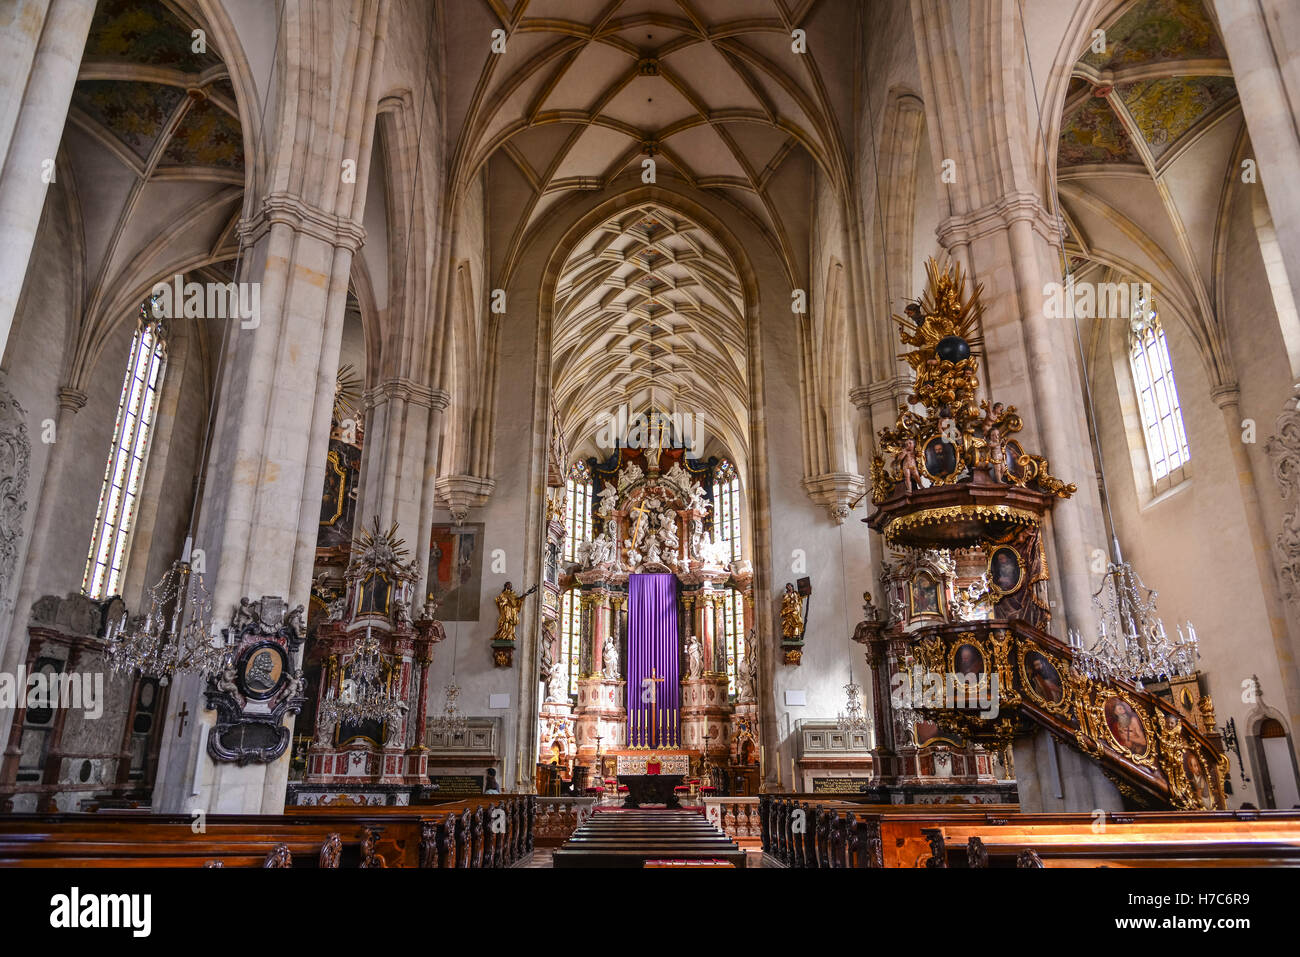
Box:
[1210,382,1242,410]
[851,376,912,414]
[434,474,495,523]
[801,472,866,525]
[56,387,87,414]
[936,191,1060,250]
[238,191,368,252]
[363,378,449,412]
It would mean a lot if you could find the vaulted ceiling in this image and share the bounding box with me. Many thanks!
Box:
[443,0,857,279]
[551,203,748,461]
[1056,0,1241,348]
[438,0,859,469]
[65,0,243,374]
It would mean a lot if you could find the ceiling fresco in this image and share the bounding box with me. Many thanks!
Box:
[1079,0,1226,72]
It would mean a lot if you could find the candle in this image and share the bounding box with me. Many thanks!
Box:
[791,758,797,791]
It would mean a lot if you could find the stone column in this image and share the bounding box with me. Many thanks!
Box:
[1217,387,1300,733]
[0,386,84,748]
[0,0,96,359]
[1214,0,1300,316]
[590,588,609,675]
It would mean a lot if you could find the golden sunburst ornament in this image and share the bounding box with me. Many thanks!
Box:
[333,363,363,424]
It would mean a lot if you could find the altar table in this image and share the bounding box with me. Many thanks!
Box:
[619,774,685,808]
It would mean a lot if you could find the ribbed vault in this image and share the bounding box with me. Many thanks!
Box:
[551,202,748,461]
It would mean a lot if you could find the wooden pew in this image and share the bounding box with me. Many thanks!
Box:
[917,811,1300,868]
[0,794,537,869]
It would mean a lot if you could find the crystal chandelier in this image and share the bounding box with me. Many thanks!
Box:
[837,673,869,733]
[105,538,223,684]
[431,679,466,737]
[1068,541,1199,689]
[319,627,404,724]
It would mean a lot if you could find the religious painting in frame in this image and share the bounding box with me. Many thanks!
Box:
[356,571,391,617]
[919,433,960,483]
[1101,693,1154,762]
[1181,748,1216,809]
[1018,645,1068,712]
[986,545,1024,599]
[1003,439,1027,485]
[908,572,945,621]
[948,638,987,678]
[427,522,485,621]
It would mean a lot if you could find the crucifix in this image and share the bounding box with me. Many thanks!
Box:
[647,667,666,747]
[629,498,652,551]
[177,702,190,737]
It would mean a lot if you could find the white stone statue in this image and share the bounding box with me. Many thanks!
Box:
[685,635,704,678]
[644,537,663,566]
[602,632,620,678]
[597,483,618,519]
[656,509,679,549]
[664,462,691,489]
[736,642,758,702]
[618,461,643,491]
[687,481,708,515]
[700,536,727,566]
[545,661,568,703]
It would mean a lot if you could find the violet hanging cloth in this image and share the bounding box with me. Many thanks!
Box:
[626,573,679,748]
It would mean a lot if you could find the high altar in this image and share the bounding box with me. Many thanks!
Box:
[538,442,757,778]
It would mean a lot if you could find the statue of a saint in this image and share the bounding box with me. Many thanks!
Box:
[602,631,620,678]
[736,643,758,702]
[492,581,537,642]
[545,661,568,703]
[780,583,804,640]
[597,483,618,519]
[685,635,704,678]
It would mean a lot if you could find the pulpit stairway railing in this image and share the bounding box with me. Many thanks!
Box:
[867,618,1231,812]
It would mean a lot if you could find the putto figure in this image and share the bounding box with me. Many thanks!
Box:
[894,437,922,494]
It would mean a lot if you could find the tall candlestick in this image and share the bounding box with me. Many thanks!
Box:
[791,757,797,791]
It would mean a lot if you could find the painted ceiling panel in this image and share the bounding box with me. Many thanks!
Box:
[1117,75,1236,160]
[72,80,185,161]
[1080,0,1226,72]
[1059,95,1142,166]
[84,0,222,70]
[160,93,244,169]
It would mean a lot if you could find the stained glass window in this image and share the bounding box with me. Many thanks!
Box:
[563,460,592,563]
[83,304,167,599]
[722,588,746,696]
[560,588,581,699]
[558,462,592,697]
[713,459,740,562]
[1128,300,1189,492]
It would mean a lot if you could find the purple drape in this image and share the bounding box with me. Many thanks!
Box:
[627,573,679,748]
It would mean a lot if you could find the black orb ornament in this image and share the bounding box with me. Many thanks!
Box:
[935,335,970,363]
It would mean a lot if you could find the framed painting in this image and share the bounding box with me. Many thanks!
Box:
[908,572,945,621]
[428,522,485,621]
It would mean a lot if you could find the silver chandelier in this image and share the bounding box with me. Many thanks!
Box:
[105,539,223,684]
[1068,541,1199,689]
[318,626,404,725]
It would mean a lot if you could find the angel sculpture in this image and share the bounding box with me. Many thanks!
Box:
[597,482,618,519]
